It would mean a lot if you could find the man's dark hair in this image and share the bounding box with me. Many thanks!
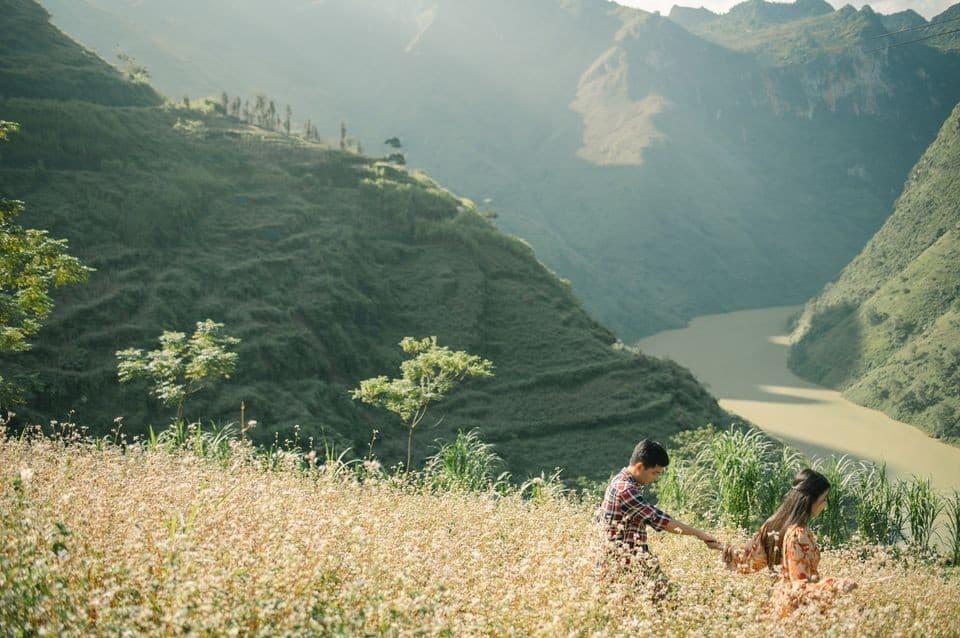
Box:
[630,439,669,468]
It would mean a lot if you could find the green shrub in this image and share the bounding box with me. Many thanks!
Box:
[423,429,509,493]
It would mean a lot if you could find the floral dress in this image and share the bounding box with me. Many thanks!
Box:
[723,523,855,617]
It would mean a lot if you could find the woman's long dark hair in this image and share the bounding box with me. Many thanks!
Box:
[758,468,830,567]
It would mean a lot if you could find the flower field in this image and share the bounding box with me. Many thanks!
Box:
[2,432,959,637]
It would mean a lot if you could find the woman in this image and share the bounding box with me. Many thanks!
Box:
[722,468,856,618]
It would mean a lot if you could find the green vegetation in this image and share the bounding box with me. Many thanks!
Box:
[790,102,960,444]
[37,0,960,338]
[0,0,728,479]
[423,428,510,493]
[116,320,241,422]
[929,4,960,52]
[352,336,494,469]
[4,422,960,635]
[686,1,871,62]
[0,0,159,107]
[0,119,92,406]
[658,426,960,554]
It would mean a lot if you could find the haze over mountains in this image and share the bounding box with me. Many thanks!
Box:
[0,0,728,479]
[40,0,960,339]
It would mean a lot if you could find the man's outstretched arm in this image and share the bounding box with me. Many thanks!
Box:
[663,519,723,550]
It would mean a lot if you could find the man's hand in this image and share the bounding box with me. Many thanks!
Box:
[698,530,723,550]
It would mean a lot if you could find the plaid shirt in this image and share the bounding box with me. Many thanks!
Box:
[599,468,672,552]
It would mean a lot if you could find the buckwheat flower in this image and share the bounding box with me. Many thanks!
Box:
[246,420,257,429]
[363,460,382,473]
[19,467,33,483]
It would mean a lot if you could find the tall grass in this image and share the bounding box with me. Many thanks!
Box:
[657,458,712,518]
[906,476,943,551]
[698,428,770,528]
[851,462,905,545]
[422,429,509,493]
[812,455,857,547]
[757,446,805,520]
[945,490,960,566]
[658,426,960,560]
[660,427,806,529]
[4,422,960,636]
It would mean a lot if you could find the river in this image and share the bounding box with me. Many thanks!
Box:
[637,306,960,492]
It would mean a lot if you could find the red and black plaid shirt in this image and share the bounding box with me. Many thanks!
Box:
[599,468,672,552]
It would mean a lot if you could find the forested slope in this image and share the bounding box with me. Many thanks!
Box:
[0,0,728,478]
[790,102,960,443]
[37,0,960,338]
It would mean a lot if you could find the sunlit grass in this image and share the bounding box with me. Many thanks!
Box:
[3,426,959,636]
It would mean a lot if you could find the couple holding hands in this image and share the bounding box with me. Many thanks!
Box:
[599,439,857,618]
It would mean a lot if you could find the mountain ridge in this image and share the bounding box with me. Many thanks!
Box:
[789,101,960,443]
[0,0,729,479]
[37,0,960,338]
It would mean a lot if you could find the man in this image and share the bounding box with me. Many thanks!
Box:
[598,439,722,599]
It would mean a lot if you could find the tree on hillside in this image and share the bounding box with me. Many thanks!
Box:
[0,121,93,409]
[283,105,292,136]
[340,121,347,150]
[115,52,150,83]
[352,336,494,470]
[267,100,277,131]
[116,319,240,422]
[254,93,268,127]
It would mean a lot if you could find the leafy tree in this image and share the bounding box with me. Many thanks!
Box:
[352,336,494,470]
[384,136,402,148]
[220,91,229,115]
[283,105,292,136]
[1,121,93,407]
[115,52,150,83]
[254,93,268,127]
[116,319,240,422]
[340,121,347,150]
[268,101,277,132]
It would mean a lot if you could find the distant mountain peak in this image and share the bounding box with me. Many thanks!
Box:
[726,0,834,26]
[668,4,720,30]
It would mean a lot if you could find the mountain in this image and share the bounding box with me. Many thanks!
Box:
[667,5,719,30]
[929,4,960,51]
[36,0,960,339]
[0,0,729,479]
[0,0,160,106]
[878,9,926,33]
[789,102,960,443]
